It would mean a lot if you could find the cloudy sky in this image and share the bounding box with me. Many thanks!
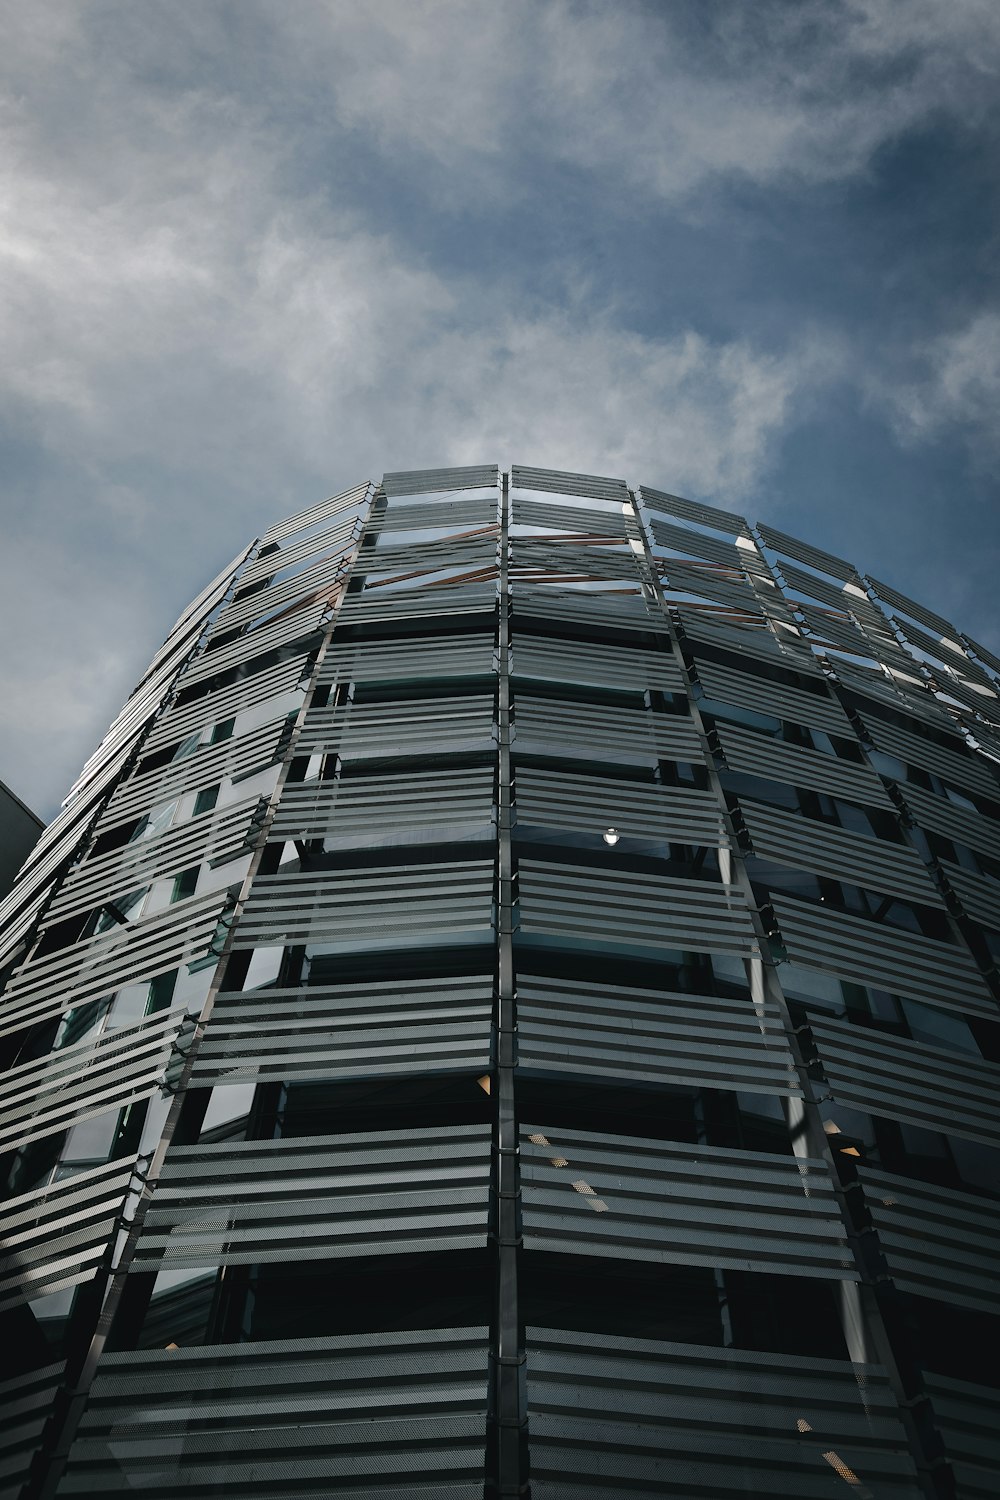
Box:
[3,1,999,818]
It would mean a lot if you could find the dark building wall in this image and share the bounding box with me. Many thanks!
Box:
[1,466,999,1499]
[0,779,43,901]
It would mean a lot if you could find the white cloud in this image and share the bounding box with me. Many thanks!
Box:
[873,311,1000,455]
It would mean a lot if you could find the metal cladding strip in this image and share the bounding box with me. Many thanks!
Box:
[362,530,499,570]
[939,860,1000,931]
[381,496,499,532]
[833,661,957,730]
[44,796,261,925]
[181,600,328,685]
[511,584,666,635]
[232,861,495,950]
[638,486,751,538]
[867,576,959,641]
[714,722,895,808]
[0,1006,190,1153]
[191,975,494,1086]
[238,517,360,589]
[793,602,882,659]
[383,462,499,495]
[318,633,496,686]
[660,560,765,615]
[297,696,496,759]
[260,480,373,546]
[0,1156,139,1313]
[516,860,758,959]
[130,1124,492,1269]
[524,1328,922,1499]
[856,1165,1000,1315]
[769,892,998,1020]
[143,652,310,752]
[675,606,824,676]
[965,635,1000,678]
[516,975,801,1097]
[891,615,994,683]
[858,710,1000,798]
[693,659,854,737]
[0,884,53,978]
[0,1362,63,1500]
[930,668,1000,726]
[0,890,230,1040]
[514,699,704,765]
[893,780,1000,864]
[648,516,747,570]
[334,581,498,626]
[269,767,495,844]
[511,465,629,502]
[510,539,645,583]
[737,799,944,906]
[100,717,288,828]
[921,1372,1000,1500]
[146,539,257,673]
[212,553,350,634]
[519,1124,851,1277]
[808,1016,1000,1148]
[511,635,683,694]
[57,1327,490,1498]
[514,769,724,846]
[0,801,113,972]
[757,523,858,584]
[511,496,633,537]
[779,562,883,620]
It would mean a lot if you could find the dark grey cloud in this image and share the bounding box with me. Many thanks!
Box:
[1,1,998,817]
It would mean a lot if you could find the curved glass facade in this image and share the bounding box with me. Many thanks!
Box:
[1,464,999,1497]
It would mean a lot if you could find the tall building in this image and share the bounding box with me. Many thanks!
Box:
[1,463,999,1499]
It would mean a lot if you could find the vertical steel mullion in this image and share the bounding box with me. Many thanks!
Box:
[489,466,527,1496]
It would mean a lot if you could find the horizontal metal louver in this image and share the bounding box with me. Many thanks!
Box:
[0,1156,138,1313]
[511,635,682,694]
[233,861,494,952]
[779,562,879,618]
[0,1361,63,1500]
[260,481,372,545]
[520,1123,850,1277]
[525,1327,921,1499]
[132,1124,491,1269]
[182,601,328,686]
[867,577,957,640]
[45,796,261,925]
[516,859,757,959]
[213,553,348,634]
[676,606,824,675]
[144,652,309,753]
[931,669,1000,726]
[511,496,632,537]
[891,614,991,680]
[334,581,498,626]
[770,892,997,1020]
[649,517,747,570]
[694,658,853,736]
[383,463,498,495]
[319,633,495,686]
[269,767,495,845]
[514,768,723,846]
[0,1006,191,1154]
[58,1327,489,1498]
[794,602,878,659]
[738,799,943,905]
[192,975,493,1087]
[511,538,644,584]
[857,1166,1000,1315]
[661,560,763,614]
[757,524,857,583]
[940,860,1000,930]
[102,718,288,828]
[834,662,955,730]
[0,890,230,1040]
[715,722,894,807]
[0,881,53,977]
[361,535,499,578]
[380,496,498,532]
[516,974,800,1096]
[966,634,1000,678]
[514,698,703,766]
[640,486,750,537]
[921,1372,1000,1500]
[511,583,668,634]
[239,517,360,588]
[809,1016,1000,1148]
[512,465,629,502]
[897,780,1000,861]
[298,696,496,759]
[860,711,999,798]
